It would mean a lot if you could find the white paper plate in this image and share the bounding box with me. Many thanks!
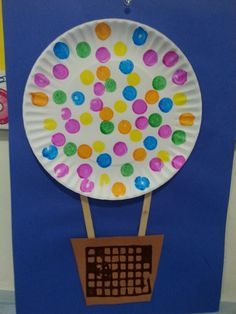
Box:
[23,19,202,200]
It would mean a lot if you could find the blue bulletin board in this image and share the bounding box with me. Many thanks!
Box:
[3,0,236,313]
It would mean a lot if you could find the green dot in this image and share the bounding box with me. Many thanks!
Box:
[53,90,67,104]
[148,113,162,127]
[172,130,186,145]
[121,163,134,177]
[63,142,77,156]
[76,42,91,58]
[100,121,114,134]
[152,76,167,90]
[105,78,116,92]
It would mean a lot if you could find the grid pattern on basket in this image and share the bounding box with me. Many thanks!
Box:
[86,245,152,297]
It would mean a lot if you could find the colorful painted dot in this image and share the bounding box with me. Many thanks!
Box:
[127,72,140,86]
[135,116,148,130]
[76,42,91,58]
[53,64,69,80]
[80,179,94,192]
[61,107,71,120]
[65,119,80,134]
[99,173,110,186]
[148,113,162,127]
[53,42,70,59]
[42,145,58,160]
[80,70,94,85]
[63,142,77,156]
[143,136,157,150]
[77,144,93,159]
[93,141,105,153]
[130,129,142,142]
[172,155,186,169]
[44,118,57,130]
[135,176,150,190]
[173,92,187,106]
[133,148,147,161]
[71,91,85,106]
[132,27,148,46]
[152,76,166,90]
[97,153,112,168]
[96,47,111,63]
[179,113,195,126]
[105,78,116,92]
[96,66,111,81]
[54,163,69,178]
[145,90,159,104]
[53,90,66,104]
[172,69,187,85]
[118,120,132,134]
[172,130,186,145]
[158,124,172,138]
[119,59,134,74]
[132,99,147,114]
[121,163,134,177]
[99,107,114,120]
[113,142,128,156]
[51,133,66,146]
[143,50,158,66]
[114,41,127,56]
[95,22,111,40]
[90,98,103,112]
[112,182,126,197]
[93,82,105,96]
[31,92,49,107]
[159,98,173,113]
[123,86,137,101]
[34,73,50,88]
[100,121,114,134]
[149,157,163,172]
[163,51,179,67]
[80,112,93,125]
[158,150,170,162]
[114,100,127,113]
[77,163,93,178]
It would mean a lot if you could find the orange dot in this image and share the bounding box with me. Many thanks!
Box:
[31,92,49,106]
[145,90,159,104]
[179,113,195,126]
[95,22,111,40]
[112,182,126,197]
[96,66,111,81]
[99,107,114,121]
[77,144,92,159]
[133,148,147,161]
[118,120,132,134]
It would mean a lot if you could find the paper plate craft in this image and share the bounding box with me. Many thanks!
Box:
[23,19,202,305]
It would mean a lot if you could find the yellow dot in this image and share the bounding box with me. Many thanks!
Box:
[112,182,126,197]
[127,72,140,86]
[80,112,93,125]
[157,150,170,162]
[114,100,127,113]
[93,141,105,153]
[113,41,127,56]
[99,174,110,186]
[130,129,142,142]
[173,92,187,105]
[43,118,57,130]
[80,70,94,85]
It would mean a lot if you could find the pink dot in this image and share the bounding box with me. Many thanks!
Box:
[95,47,111,63]
[172,69,187,85]
[65,119,80,134]
[61,107,71,120]
[54,163,69,178]
[149,157,164,172]
[132,99,147,114]
[135,116,148,130]
[162,51,179,67]
[90,98,103,112]
[93,82,105,96]
[113,142,128,157]
[51,133,66,146]
[172,155,186,169]
[53,64,69,80]
[143,50,158,66]
[158,124,172,138]
[80,179,95,192]
[34,73,50,87]
[77,163,93,178]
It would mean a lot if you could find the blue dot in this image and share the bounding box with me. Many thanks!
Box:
[42,145,58,160]
[122,86,137,101]
[132,27,148,46]
[135,176,150,190]
[71,91,85,105]
[97,153,112,168]
[119,59,134,74]
[53,42,70,59]
[143,136,158,150]
[158,98,173,113]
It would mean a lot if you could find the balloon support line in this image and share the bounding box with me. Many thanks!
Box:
[138,192,152,236]
[80,195,95,238]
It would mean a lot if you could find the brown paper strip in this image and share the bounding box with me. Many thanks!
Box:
[80,195,95,238]
[138,192,152,236]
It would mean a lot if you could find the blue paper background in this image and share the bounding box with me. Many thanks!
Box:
[3,0,236,313]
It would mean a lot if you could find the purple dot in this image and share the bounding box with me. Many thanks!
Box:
[61,107,71,120]
[34,73,50,87]
[65,119,80,134]
[51,133,66,146]
[93,82,105,96]
[95,47,111,63]
[90,98,103,112]
[143,50,158,66]
[172,69,187,85]
[77,163,93,178]
[163,51,179,67]
[149,157,164,172]
[53,64,69,80]
[132,99,147,114]
[113,142,128,157]
[158,124,172,138]
[135,116,148,130]
[80,179,95,192]
[54,163,69,178]
[172,155,186,169]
